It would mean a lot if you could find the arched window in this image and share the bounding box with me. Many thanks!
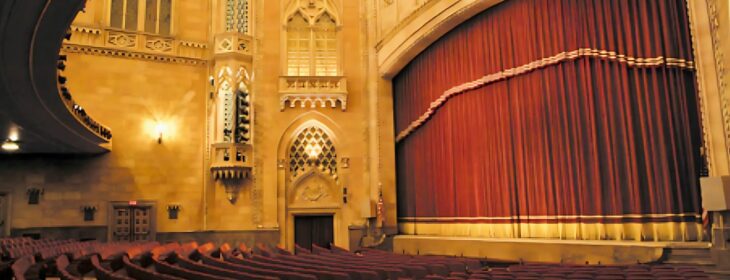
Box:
[313,14,337,76]
[144,0,172,35]
[110,0,138,31]
[110,0,172,35]
[286,11,339,76]
[287,13,312,76]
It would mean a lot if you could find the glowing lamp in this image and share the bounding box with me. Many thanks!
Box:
[1,140,19,152]
[155,123,167,144]
[305,143,322,159]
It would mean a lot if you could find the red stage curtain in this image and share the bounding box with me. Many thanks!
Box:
[394,0,702,237]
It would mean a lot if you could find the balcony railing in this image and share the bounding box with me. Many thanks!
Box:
[57,53,112,141]
[210,142,253,180]
[278,76,348,111]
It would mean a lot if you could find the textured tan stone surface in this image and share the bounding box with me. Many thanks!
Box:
[0,53,208,234]
[0,0,398,248]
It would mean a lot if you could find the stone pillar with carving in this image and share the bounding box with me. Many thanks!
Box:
[209,0,254,204]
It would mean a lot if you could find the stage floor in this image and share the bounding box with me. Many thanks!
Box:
[393,235,711,265]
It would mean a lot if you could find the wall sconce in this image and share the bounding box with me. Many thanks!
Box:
[27,188,43,205]
[81,205,97,221]
[167,204,181,219]
[1,139,19,152]
[155,122,167,144]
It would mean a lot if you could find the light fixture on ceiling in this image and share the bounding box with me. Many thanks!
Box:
[2,139,19,152]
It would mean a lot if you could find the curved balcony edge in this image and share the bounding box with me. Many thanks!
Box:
[0,0,112,153]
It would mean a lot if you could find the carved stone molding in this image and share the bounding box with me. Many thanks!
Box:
[377,0,503,78]
[107,31,137,48]
[299,184,329,202]
[145,37,174,52]
[379,0,435,38]
[180,40,208,49]
[289,168,338,206]
[283,0,341,26]
[706,0,730,160]
[66,25,207,65]
[688,0,713,174]
[71,25,102,35]
[62,44,206,66]
[211,166,251,180]
[214,32,253,60]
[279,76,348,110]
[210,142,253,180]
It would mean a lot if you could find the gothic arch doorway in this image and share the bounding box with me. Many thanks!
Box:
[277,116,348,250]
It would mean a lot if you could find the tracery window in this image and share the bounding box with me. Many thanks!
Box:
[110,0,139,31]
[313,14,337,76]
[286,12,339,76]
[110,0,172,35]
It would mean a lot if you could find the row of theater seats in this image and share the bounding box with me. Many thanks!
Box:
[476,264,711,280]
[1,236,713,280]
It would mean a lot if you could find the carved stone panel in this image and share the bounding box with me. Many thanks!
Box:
[289,170,338,208]
[145,37,173,52]
[107,31,137,48]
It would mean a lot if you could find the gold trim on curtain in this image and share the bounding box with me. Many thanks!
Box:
[396,49,695,143]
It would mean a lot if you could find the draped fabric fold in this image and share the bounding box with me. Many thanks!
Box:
[394,0,703,241]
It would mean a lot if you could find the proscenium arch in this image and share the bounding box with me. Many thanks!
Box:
[377,0,504,78]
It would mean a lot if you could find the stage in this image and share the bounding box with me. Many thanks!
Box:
[393,235,711,265]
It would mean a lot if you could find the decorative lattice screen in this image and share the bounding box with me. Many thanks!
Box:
[289,126,337,180]
[226,0,249,33]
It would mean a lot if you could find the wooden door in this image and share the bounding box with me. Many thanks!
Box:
[132,207,151,241]
[112,207,131,241]
[294,215,334,251]
[112,206,153,242]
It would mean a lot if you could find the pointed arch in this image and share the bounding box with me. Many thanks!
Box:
[277,111,347,161]
[276,112,349,251]
[283,0,341,26]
